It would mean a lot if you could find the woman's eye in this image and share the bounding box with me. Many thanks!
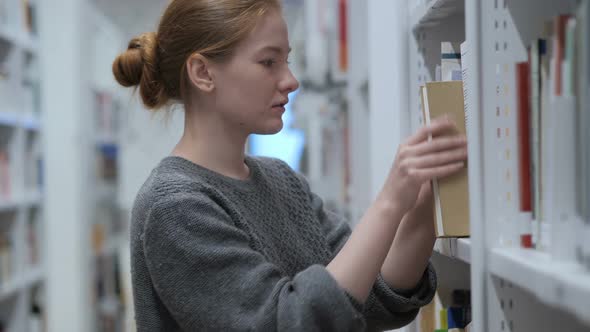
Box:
[261,59,276,67]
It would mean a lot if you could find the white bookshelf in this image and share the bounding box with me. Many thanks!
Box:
[0,267,43,302]
[0,27,38,55]
[38,0,133,330]
[87,7,129,332]
[434,238,471,264]
[489,247,590,326]
[409,0,464,30]
[0,0,46,331]
[389,0,590,330]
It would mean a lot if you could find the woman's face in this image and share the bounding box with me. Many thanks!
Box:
[210,9,299,135]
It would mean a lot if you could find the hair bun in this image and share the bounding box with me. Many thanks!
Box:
[112,32,168,109]
[112,32,157,87]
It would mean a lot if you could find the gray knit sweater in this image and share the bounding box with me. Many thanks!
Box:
[130,156,436,331]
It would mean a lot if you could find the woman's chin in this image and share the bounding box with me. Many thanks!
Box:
[255,120,283,135]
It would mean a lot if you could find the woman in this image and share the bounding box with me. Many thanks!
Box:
[112,0,467,331]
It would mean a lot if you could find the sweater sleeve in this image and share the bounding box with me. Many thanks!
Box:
[143,191,366,332]
[295,172,437,331]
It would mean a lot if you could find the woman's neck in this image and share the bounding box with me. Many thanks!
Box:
[172,109,250,180]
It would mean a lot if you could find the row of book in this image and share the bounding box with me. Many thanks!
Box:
[0,0,36,34]
[0,139,43,200]
[94,91,120,146]
[27,286,45,332]
[22,58,41,115]
[419,3,590,270]
[94,253,125,332]
[0,215,40,284]
[91,88,125,332]
[512,6,590,267]
[0,37,41,117]
[0,149,13,200]
[26,207,40,267]
[0,231,14,285]
[419,290,472,332]
[25,133,42,192]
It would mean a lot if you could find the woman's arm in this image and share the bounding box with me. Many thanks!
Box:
[296,171,435,330]
[326,117,466,303]
[326,195,405,302]
[381,182,436,290]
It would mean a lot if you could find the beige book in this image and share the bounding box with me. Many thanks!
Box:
[420,81,470,237]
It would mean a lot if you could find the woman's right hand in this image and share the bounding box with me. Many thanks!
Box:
[378,116,468,215]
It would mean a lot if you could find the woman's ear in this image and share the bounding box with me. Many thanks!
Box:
[186,53,215,93]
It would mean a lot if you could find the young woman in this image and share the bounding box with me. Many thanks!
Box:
[113,0,468,331]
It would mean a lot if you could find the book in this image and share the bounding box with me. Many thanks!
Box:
[529,39,543,232]
[441,42,462,81]
[554,15,571,96]
[460,41,470,139]
[516,61,533,248]
[576,0,590,269]
[538,21,554,252]
[421,81,470,237]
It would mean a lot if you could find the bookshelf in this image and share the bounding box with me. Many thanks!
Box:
[489,247,590,325]
[87,8,129,332]
[389,0,590,330]
[0,0,46,331]
[409,0,464,30]
[434,238,471,264]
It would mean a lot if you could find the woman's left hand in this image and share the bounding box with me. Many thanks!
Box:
[408,181,434,227]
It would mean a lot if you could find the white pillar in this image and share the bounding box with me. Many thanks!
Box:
[40,0,92,331]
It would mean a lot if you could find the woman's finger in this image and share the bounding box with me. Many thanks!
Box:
[405,117,458,145]
[405,147,467,169]
[409,161,465,183]
[409,135,467,156]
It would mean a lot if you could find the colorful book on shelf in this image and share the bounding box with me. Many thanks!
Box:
[460,41,470,139]
[553,14,571,96]
[576,0,590,269]
[529,39,543,228]
[441,42,462,81]
[516,61,533,248]
[538,20,553,252]
[420,81,470,238]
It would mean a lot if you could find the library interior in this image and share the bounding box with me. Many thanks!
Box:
[0,0,589,331]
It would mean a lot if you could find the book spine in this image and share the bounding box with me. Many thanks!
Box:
[554,15,571,96]
[530,39,543,247]
[441,42,462,82]
[516,61,533,248]
[421,86,445,236]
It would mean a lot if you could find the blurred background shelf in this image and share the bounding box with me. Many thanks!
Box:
[22,113,41,131]
[0,112,41,131]
[0,267,43,302]
[409,0,464,30]
[0,25,38,53]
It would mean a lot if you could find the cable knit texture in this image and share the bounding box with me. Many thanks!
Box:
[130,156,437,331]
